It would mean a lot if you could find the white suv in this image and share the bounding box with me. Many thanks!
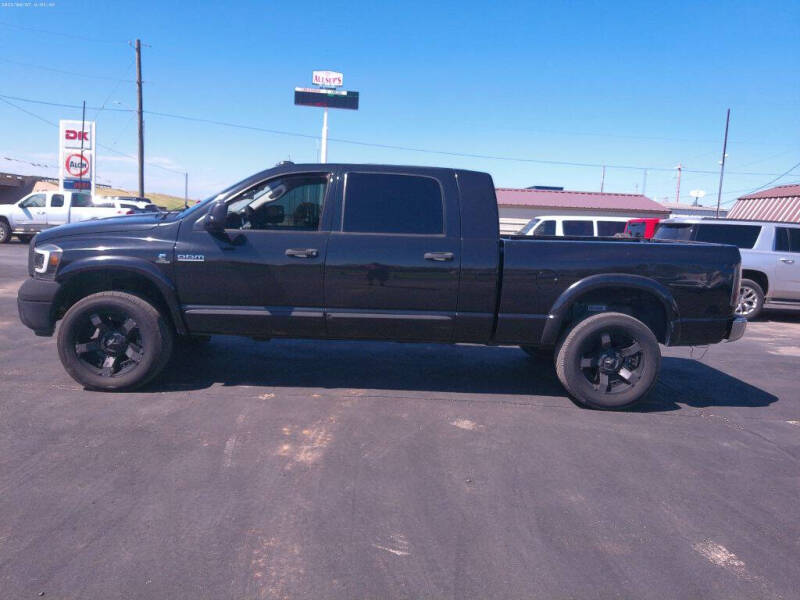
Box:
[654,218,800,319]
[521,215,630,237]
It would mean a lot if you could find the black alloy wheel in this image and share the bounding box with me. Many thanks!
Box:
[57,291,173,391]
[73,310,145,378]
[555,312,661,410]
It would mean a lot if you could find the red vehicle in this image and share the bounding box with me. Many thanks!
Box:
[625,218,661,239]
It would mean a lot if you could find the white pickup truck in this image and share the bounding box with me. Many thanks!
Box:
[0,190,137,243]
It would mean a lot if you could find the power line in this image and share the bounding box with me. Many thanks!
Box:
[745,160,800,195]
[0,92,789,178]
[0,57,135,82]
[0,20,126,45]
[2,155,56,169]
[0,94,185,176]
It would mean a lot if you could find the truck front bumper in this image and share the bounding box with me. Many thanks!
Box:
[724,316,747,343]
[17,278,60,336]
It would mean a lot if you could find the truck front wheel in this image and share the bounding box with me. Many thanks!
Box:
[57,291,174,391]
[0,220,11,243]
[555,312,660,410]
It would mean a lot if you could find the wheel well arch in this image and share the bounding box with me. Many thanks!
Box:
[741,269,768,296]
[0,216,9,226]
[541,276,677,346]
[54,268,186,334]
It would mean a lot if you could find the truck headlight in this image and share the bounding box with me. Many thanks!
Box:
[33,244,62,275]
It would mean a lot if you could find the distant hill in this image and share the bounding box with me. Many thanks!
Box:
[98,187,193,210]
[32,180,194,210]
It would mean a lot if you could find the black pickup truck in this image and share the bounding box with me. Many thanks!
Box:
[18,163,746,409]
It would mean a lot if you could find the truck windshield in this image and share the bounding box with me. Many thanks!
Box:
[653,223,694,241]
[519,218,539,235]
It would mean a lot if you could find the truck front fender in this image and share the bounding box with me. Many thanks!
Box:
[56,256,187,335]
[540,273,680,345]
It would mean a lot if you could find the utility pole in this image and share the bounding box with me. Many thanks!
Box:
[675,163,682,204]
[320,107,329,163]
[600,165,606,192]
[184,172,188,208]
[715,108,731,218]
[79,100,86,192]
[135,39,144,198]
[642,169,647,195]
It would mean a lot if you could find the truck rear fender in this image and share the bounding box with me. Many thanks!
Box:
[54,256,187,335]
[541,274,680,345]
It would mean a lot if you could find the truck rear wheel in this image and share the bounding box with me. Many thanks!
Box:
[555,312,660,410]
[57,291,174,391]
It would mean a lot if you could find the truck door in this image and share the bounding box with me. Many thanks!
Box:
[46,193,68,227]
[324,170,461,342]
[773,227,800,300]
[175,171,333,338]
[14,193,48,232]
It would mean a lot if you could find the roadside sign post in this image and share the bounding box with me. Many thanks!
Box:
[294,71,358,163]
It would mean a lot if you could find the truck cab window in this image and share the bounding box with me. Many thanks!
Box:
[627,222,646,237]
[343,173,443,234]
[597,221,626,236]
[71,194,93,208]
[50,194,65,208]
[563,220,593,236]
[533,220,556,236]
[226,174,328,231]
[20,194,46,209]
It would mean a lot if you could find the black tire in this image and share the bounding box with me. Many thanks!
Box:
[520,345,554,360]
[735,278,764,320]
[0,220,10,244]
[17,234,34,244]
[57,291,174,391]
[555,312,661,410]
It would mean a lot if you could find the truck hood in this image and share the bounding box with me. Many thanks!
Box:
[0,203,14,216]
[34,214,166,243]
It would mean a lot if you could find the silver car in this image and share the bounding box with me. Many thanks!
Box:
[654,218,800,319]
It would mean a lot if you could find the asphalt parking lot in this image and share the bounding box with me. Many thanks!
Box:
[1,240,799,599]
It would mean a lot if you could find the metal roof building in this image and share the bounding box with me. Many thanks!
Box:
[727,184,800,223]
[496,188,669,219]
[657,202,728,218]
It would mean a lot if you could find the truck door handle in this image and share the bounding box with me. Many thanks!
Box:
[285,248,318,258]
[780,258,795,264]
[424,252,454,262]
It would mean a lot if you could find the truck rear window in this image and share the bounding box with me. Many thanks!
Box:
[343,173,443,235]
[626,222,646,237]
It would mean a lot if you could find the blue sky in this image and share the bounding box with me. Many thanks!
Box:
[0,0,798,204]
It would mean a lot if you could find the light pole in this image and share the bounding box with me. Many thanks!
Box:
[320,108,329,163]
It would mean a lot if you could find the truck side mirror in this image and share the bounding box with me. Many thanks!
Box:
[205,201,228,233]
